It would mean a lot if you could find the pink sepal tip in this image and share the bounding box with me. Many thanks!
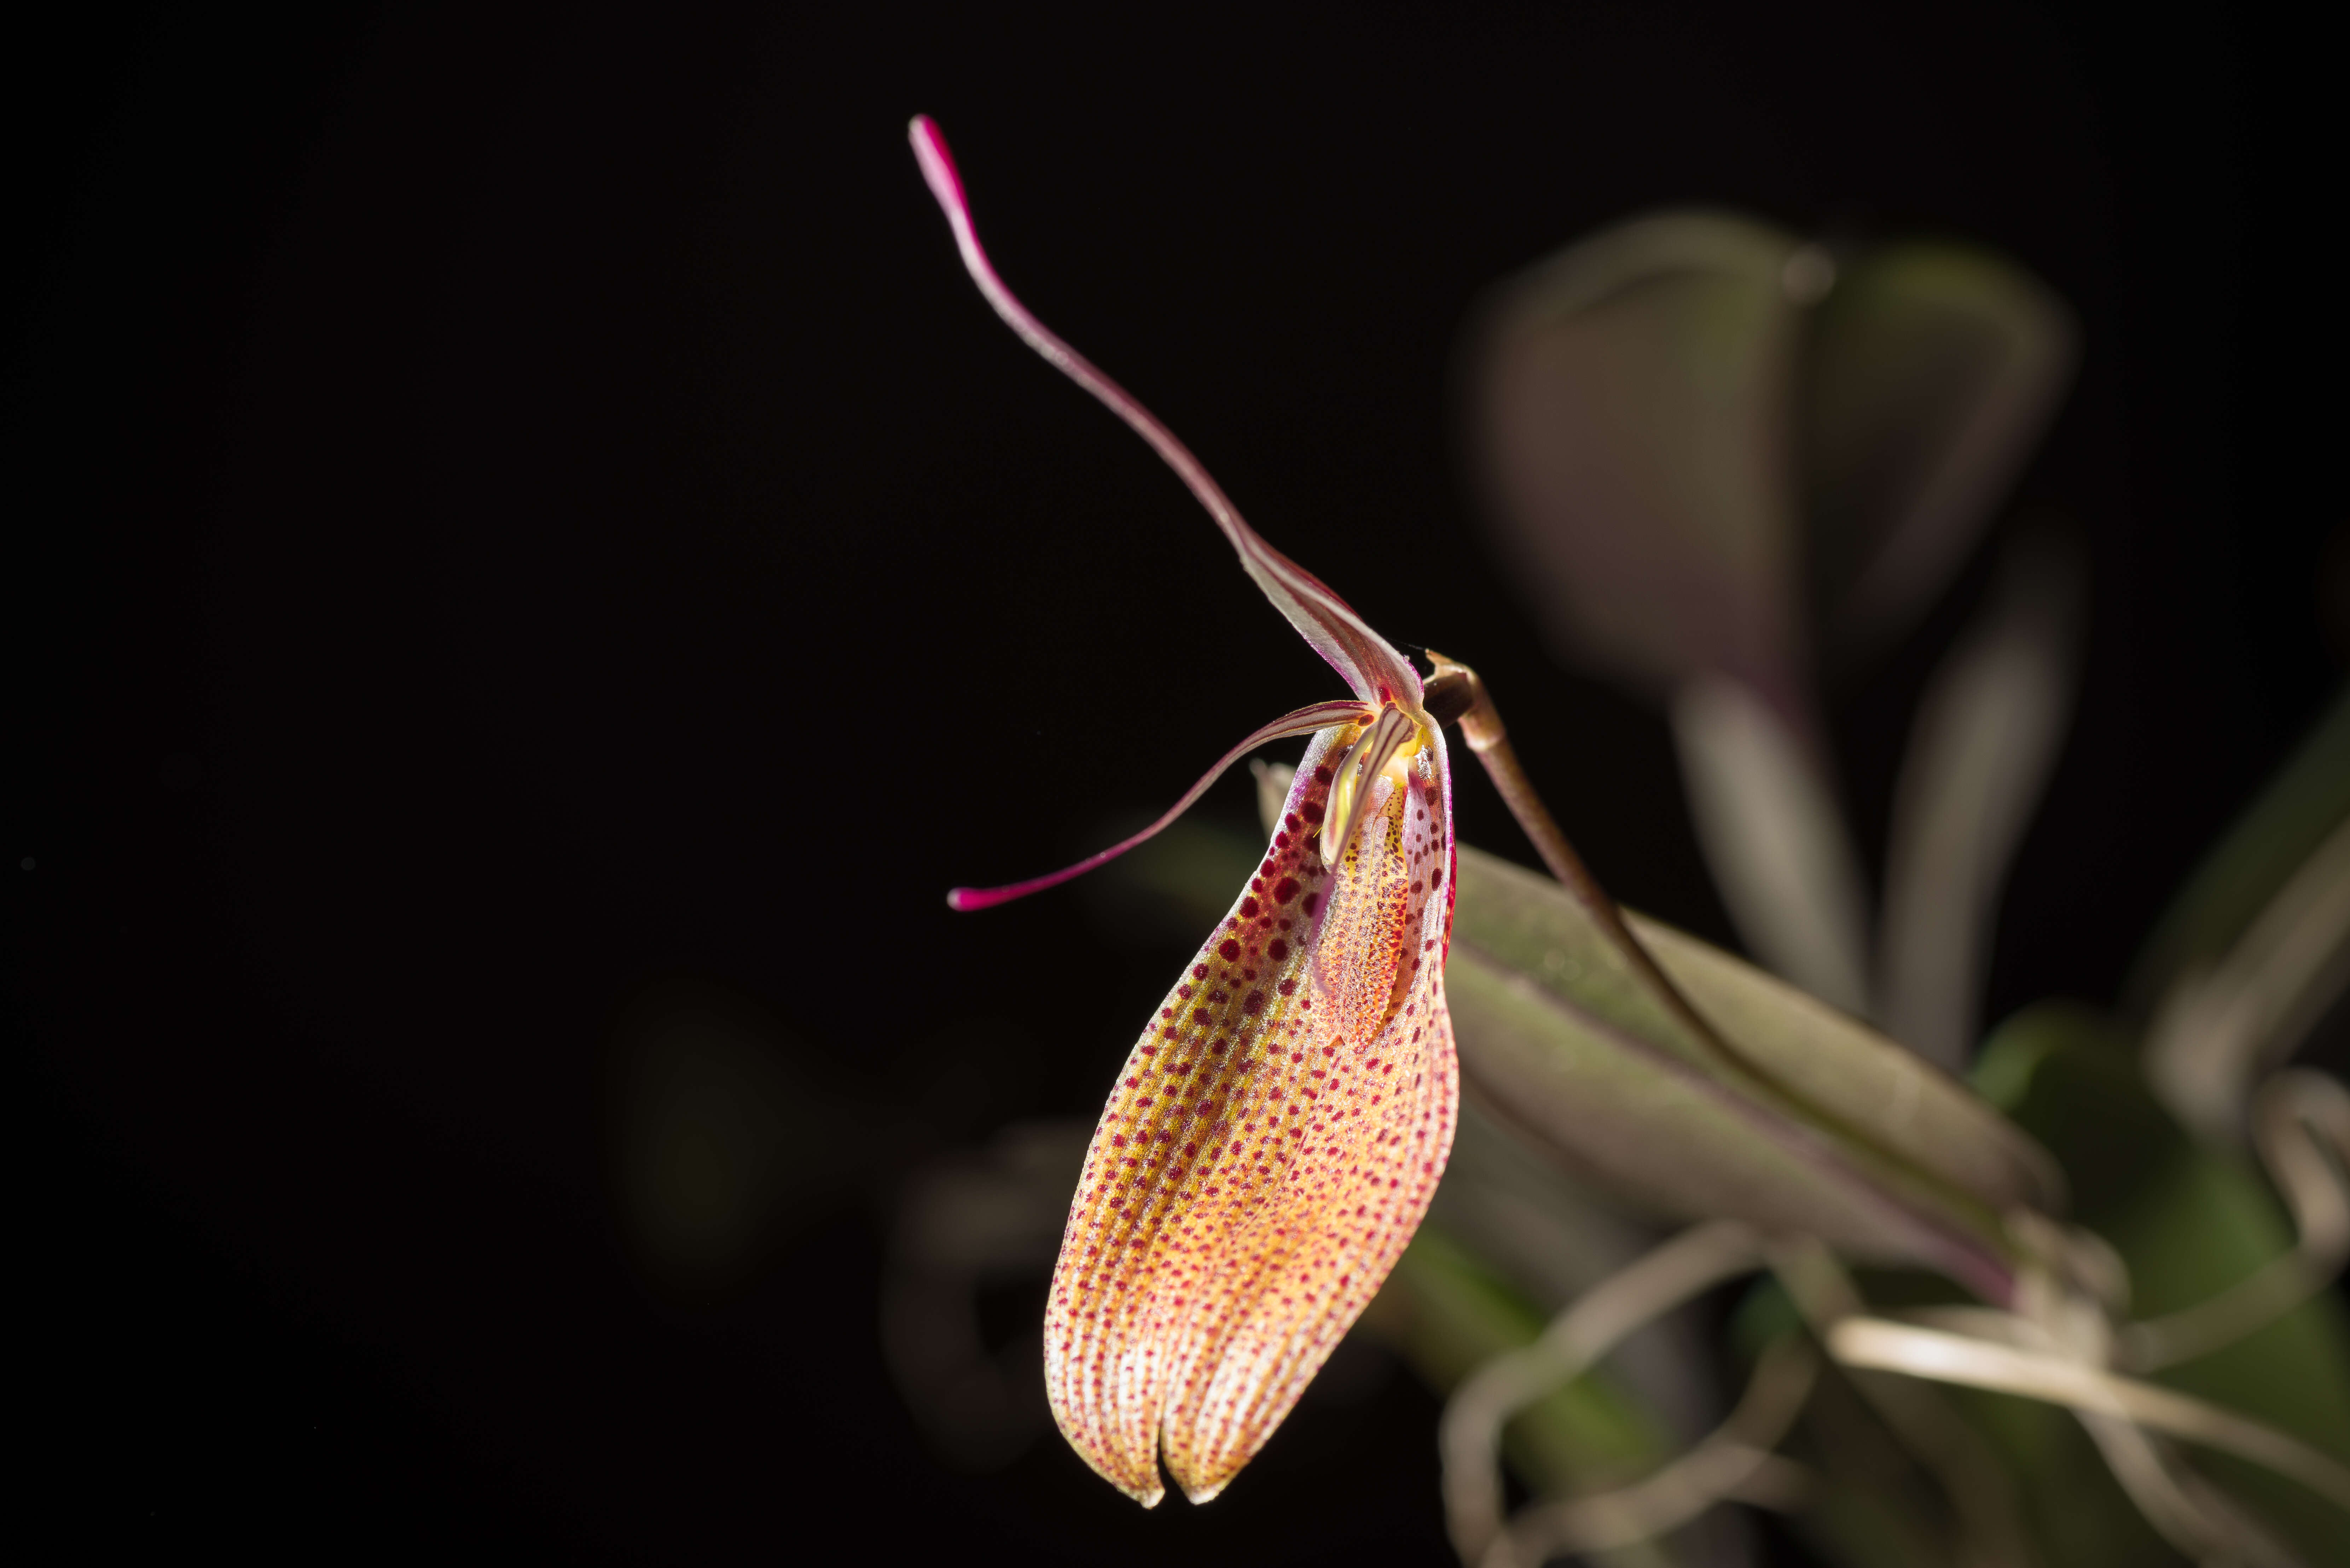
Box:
[906,115,1425,715]
[945,699,1371,911]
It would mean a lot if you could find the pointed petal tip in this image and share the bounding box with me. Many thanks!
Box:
[906,115,960,208]
[902,117,1422,709]
[1181,1478,1228,1505]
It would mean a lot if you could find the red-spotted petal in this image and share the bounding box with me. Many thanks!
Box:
[1045,720,1459,1504]
[908,116,1425,713]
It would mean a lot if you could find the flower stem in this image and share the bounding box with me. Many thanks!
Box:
[1424,651,2021,1290]
[1426,652,1750,1078]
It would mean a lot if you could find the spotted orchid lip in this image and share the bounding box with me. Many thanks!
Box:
[1049,724,1457,1506]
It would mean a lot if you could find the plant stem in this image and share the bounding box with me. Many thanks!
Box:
[1424,651,2020,1290]
[1426,653,1752,1079]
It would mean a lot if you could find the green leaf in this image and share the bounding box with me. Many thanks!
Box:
[1465,210,1814,715]
[1447,845,2056,1300]
[1466,214,2076,710]
[1801,243,2076,659]
[1975,1002,2350,1560]
[2127,685,2350,1016]
[1875,534,2083,1069]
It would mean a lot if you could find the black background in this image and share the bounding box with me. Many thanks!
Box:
[8,2,2326,1562]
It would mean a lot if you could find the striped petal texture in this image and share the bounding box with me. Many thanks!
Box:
[1048,719,1459,1504]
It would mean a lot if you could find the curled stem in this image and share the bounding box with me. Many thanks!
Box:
[1438,1220,1764,1568]
[2121,1069,2350,1371]
[1828,1318,2350,1514]
[1773,1238,2038,1568]
[1494,1335,1819,1568]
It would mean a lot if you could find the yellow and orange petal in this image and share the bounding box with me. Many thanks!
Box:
[1045,718,1459,1505]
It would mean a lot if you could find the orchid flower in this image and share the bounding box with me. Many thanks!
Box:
[912,116,1458,1507]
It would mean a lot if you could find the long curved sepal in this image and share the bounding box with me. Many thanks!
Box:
[947,699,1373,912]
[907,116,1425,715]
[1046,721,1460,1504]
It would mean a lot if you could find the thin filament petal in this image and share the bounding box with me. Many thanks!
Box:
[907,115,1425,713]
[947,699,1373,912]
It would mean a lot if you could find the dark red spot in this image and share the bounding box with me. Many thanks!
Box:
[1210,1040,1228,1053]
[1208,991,1228,1004]
[1193,964,1209,980]
[1273,876,1300,904]
[1268,938,1289,962]
[1240,897,1261,919]
[1300,801,1324,825]
[1193,1008,1213,1024]
[1112,1134,1127,1147]
[1278,979,1297,997]
[1219,939,1242,962]
[1244,991,1266,1015]
[1431,866,1445,889]
[1161,1008,1174,1020]
[1142,1044,1157,1055]
[1273,831,1289,849]
[1279,918,1293,932]
[1285,813,1302,832]
[1302,893,1321,916]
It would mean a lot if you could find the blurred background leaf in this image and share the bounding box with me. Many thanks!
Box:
[1801,244,2077,666]
[1463,211,2079,1064]
[2133,687,2350,1141]
[1449,843,2048,1293]
[1468,212,1815,722]
[2130,688,2350,1015]
[1875,534,2084,1067]
[1976,1002,2350,1561]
